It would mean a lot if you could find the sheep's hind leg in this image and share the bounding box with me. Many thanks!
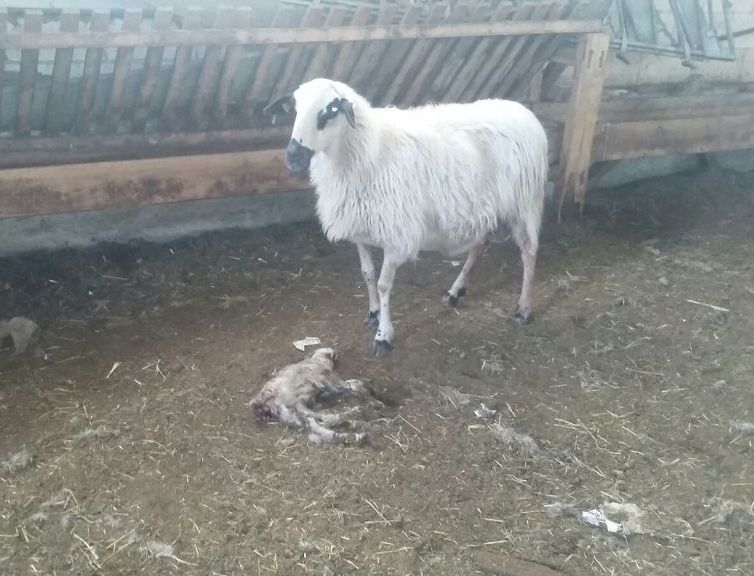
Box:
[373,252,403,356]
[442,239,487,307]
[306,416,366,445]
[357,243,380,331]
[511,226,538,326]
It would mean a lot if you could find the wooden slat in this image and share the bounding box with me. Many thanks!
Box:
[382,5,448,106]
[349,4,402,97]
[44,10,79,135]
[190,6,236,130]
[401,3,472,106]
[499,4,573,99]
[298,7,347,82]
[557,32,610,216]
[162,7,203,131]
[0,19,605,49]
[0,10,8,131]
[213,6,253,126]
[593,114,754,162]
[369,6,422,105]
[105,9,142,133]
[460,4,535,102]
[475,3,554,101]
[75,10,110,135]
[329,6,372,81]
[132,7,173,132]
[443,4,514,103]
[0,150,311,219]
[242,6,302,121]
[16,10,43,136]
[428,3,492,102]
[0,127,291,170]
[275,7,326,96]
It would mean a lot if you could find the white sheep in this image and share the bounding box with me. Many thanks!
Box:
[265,78,549,356]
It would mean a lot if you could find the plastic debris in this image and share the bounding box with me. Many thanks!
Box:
[474,403,497,419]
[293,336,321,352]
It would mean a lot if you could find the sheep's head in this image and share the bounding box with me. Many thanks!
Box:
[263,78,358,176]
[310,347,337,369]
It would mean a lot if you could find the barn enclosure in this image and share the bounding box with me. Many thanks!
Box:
[1,2,754,576]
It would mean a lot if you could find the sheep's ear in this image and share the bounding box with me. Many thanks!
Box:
[340,98,356,128]
[262,94,294,121]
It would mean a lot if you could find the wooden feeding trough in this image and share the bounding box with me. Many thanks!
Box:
[0,1,750,223]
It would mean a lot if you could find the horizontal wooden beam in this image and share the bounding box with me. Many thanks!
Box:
[592,114,754,161]
[0,127,291,170]
[0,20,605,50]
[0,149,311,219]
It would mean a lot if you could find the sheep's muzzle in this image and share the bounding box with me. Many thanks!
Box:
[285,139,314,176]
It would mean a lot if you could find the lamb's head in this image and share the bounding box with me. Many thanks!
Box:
[264,78,361,176]
[310,347,337,370]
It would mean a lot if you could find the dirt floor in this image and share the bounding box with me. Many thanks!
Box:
[1,168,753,576]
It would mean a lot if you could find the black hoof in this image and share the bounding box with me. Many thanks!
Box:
[510,310,531,326]
[366,310,380,331]
[442,287,466,307]
[372,339,393,357]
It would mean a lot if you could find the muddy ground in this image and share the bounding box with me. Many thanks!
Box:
[1,168,753,576]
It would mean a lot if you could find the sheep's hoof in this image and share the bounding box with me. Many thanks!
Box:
[366,310,380,331]
[510,309,531,326]
[442,287,466,307]
[372,339,393,357]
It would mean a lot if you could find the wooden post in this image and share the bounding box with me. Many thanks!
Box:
[557,32,609,222]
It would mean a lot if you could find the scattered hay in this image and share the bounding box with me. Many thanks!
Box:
[490,424,540,458]
[730,420,754,435]
[1,447,35,475]
[74,426,121,442]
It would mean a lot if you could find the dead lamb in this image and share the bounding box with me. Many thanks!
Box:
[249,347,373,445]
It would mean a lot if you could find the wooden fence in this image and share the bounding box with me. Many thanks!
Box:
[0,1,751,222]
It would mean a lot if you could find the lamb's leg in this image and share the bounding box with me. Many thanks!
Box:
[442,239,488,307]
[511,226,538,325]
[306,416,366,445]
[373,253,403,356]
[356,243,380,331]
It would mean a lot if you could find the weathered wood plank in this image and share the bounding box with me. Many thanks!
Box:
[0,127,291,170]
[369,6,422,105]
[298,7,347,83]
[475,2,554,100]
[460,4,535,102]
[275,7,327,96]
[190,6,236,130]
[401,2,473,106]
[0,10,9,131]
[105,9,142,133]
[242,6,300,121]
[348,4,398,92]
[493,2,566,98]
[382,5,448,105]
[428,2,492,102]
[16,10,43,136]
[593,114,754,162]
[443,4,514,103]
[75,10,110,135]
[162,7,203,131]
[329,6,373,82]
[0,19,604,49]
[213,6,253,126]
[44,10,79,134]
[0,149,311,219]
[131,7,173,132]
[557,32,610,217]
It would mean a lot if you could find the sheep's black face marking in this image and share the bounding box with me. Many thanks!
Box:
[285,138,314,176]
[317,97,356,130]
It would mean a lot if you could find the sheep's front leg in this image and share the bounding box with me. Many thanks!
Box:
[373,253,403,357]
[442,239,488,307]
[356,243,380,331]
